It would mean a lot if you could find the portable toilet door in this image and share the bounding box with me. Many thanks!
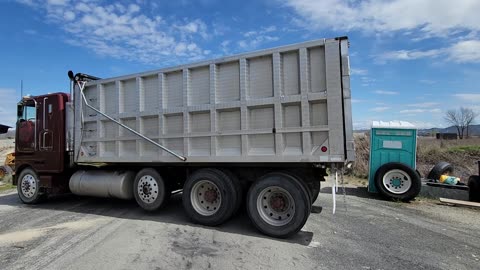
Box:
[368,121,421,201]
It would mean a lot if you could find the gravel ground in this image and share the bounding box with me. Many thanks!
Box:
[0,180,479,270]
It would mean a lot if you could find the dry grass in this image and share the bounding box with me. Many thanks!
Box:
[352,134,480,182]
[0,183,15,192]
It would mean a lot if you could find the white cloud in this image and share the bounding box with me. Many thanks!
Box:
[351,99,367,103]
[360,76,376,86]
[419,79,436,84]
[237,26,279,50]
[350,68,368,76]
[17,0,211,64]
[0,88,19,126]
[453,93,480,102]
[399,108,441,114]
[353,120,372,130]
[448,40,480,63]
[63,10,75,21]
[284,0,480,37]
[174,19,209,40]
[407,121,441,129]
[47,0,66,5]
[373,90,398,95]
[377,49,442,62]
[370,107,390,112]
[406,102,439,108]
[376,40,480,63]
[24,29,37,35]
[17,0,38,6]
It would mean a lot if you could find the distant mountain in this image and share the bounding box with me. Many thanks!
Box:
[418,124,480,136]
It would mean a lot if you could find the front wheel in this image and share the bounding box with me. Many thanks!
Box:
[17,168,45,204]
[374,162,421,202]
[246,172,311,238]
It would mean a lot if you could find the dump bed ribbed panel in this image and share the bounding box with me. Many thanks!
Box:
[74,38,353,164]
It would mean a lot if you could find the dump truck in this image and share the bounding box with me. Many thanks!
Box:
[13,37,354,238]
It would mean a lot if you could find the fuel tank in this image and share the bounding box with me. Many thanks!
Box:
[69,170,135,200]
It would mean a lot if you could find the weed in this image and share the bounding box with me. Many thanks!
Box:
[0,183,15,192]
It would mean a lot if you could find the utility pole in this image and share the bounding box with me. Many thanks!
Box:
[21,80,23,98]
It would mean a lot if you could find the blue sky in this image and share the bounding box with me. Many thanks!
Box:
[1,0,479,129]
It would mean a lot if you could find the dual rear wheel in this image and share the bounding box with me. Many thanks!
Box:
[246,172,311,238]
[133,168,313,238]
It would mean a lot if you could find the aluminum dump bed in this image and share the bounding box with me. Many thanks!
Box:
[74,37,354,164]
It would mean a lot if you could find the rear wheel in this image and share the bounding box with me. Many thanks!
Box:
[183,169,238,226]
[246,172,311,238]
[219,168,243,215]
[17,168,45,204]
[133,168,169,211]
[307,179,321,204]
[374,162,421,202]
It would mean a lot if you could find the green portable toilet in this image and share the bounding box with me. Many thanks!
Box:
[368,121,421,201]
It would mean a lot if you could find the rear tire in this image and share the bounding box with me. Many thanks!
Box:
[17,168,45,204]
[427,162,453,181]
[374,162,421,202]
[182,168,237,226]
[133,168,169,211]
[307,179,321,204]
[246,172,311,238]
[219,168,243,215]
[468,176,480,202]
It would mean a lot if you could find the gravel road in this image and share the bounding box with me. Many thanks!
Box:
[0,183,479,270]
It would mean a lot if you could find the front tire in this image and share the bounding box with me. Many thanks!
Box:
[246,172,311,238]
[133,168,169,211]
[17,168,45,204]
[374,162,421,202]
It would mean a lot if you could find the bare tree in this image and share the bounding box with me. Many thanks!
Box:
[465,108,479,138]
[444,107,478,139]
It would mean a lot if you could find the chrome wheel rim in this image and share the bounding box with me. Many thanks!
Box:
[382,169,412,194]
[256,186,295,226]
[21,174,37,198]
[190,180,221,216]
[137,175,160,204]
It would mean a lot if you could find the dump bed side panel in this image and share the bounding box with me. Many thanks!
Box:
[74,38,352,164]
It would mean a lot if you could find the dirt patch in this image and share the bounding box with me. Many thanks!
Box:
[0,219,106,246]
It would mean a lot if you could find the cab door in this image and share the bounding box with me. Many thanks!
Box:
[36,94,67,173]
[15,93,67,174]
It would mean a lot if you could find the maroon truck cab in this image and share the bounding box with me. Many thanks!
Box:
[14,92,70,193]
